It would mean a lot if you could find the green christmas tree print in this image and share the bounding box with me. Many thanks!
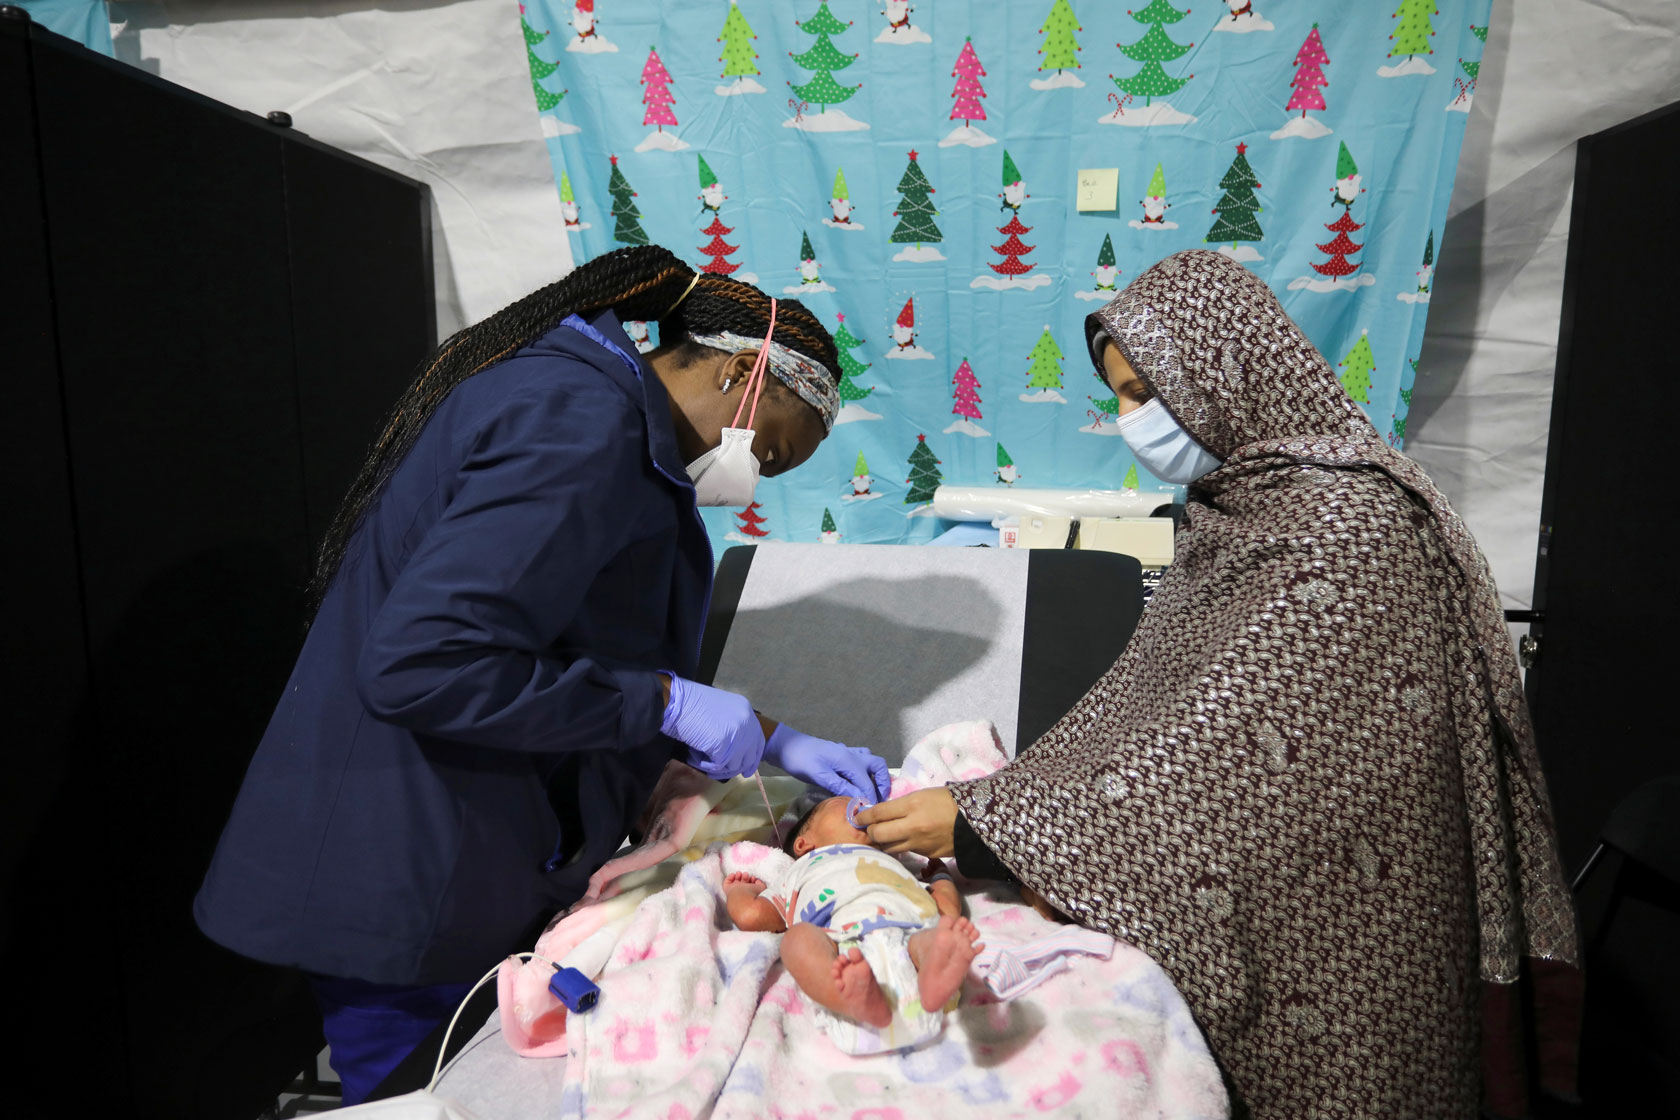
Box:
[1037,0,1083,75]
[1123,463,1139,490]
[789,3,860,112]
[1390,0,1438,60]
[1471,23,1489,44]
[889,151,942,248]
[607,156,648,246]
[905,434,942,505]
[1113,0,1194,107]
[1206,142,1263,249]
[718,2,759,79]
[1339,331,1376,404]
[1026,327,1065,390]
[833,313,873,401]
[522,14,567,112]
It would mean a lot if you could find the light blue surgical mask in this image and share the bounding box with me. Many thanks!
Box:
[1113,398,1223,485]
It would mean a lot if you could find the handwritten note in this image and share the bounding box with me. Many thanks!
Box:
[1076,168,1119,212]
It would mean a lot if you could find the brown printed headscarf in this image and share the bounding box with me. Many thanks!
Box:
[951,251,1580,1119]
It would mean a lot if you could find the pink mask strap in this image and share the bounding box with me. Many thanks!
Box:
[729,298,779,431]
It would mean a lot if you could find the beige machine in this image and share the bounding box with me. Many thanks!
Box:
[1007,515,1175,568]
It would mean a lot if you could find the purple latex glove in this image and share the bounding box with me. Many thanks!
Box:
[660,676,766,781]
[764,724,892,804]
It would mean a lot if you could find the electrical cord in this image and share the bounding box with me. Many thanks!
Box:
[427,952,560,1092]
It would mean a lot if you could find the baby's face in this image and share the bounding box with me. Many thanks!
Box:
[792,795,873,857]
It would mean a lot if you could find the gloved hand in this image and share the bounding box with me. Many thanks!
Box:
[660,675,767,781]
[763,724,892,804]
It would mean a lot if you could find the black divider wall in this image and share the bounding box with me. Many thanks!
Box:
[3,16,433,1118]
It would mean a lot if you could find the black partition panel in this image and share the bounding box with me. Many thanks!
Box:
[1527,100,1680,1114]
[1528,103,1680,873]
[2,14,433,1118]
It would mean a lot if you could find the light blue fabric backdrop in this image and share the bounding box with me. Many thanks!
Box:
[523,0,1490,550]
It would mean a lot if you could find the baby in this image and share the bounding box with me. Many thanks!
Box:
[724,795,984,1040]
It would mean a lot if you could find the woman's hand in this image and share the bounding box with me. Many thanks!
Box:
[854,788,958,858]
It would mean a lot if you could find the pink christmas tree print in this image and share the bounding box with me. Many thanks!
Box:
[942,358,989,437]
[940,37,996,148]
[635,47,690,152]
[1272,23,1332,141]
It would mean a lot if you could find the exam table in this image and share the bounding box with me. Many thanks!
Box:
[372,543,1147,1109]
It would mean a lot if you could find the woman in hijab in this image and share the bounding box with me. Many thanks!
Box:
[858,250,1580,1119]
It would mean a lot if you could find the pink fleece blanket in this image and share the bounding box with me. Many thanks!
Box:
[497,721,1229,1119]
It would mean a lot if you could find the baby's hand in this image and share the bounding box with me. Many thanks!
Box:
[725,872,766,894]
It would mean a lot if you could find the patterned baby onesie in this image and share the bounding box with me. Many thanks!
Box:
[762,843,950,1055]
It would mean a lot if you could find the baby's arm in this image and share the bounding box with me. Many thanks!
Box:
[725,873,788,933]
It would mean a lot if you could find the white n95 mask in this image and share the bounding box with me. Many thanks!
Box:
[683,298,781,508]
[1113,398,1223,485]
[686,426,761,507]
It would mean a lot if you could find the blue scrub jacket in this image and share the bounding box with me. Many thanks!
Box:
[195,310,711,986]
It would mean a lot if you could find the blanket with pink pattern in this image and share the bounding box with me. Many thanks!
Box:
[497,720,1228,1119]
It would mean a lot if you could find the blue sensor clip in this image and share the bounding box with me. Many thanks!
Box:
[548,966,600,1013]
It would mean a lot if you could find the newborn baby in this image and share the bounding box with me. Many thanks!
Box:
[724,795,984,1049]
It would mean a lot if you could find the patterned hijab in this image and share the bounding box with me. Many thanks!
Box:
[952,251,1579,1117]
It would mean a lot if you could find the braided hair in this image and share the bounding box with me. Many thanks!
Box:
[308,244,841,619]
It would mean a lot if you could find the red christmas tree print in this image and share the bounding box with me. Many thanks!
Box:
[951,358,982,420]
[642,47,678,129]
[698,215,742,276]
[1311,209,1365,278]
[949,37,987,125]
[1287,24,1330,117]
[734,502,770,538]
[989,213,1036,277]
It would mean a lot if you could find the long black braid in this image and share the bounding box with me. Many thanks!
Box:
[308,244,841,619]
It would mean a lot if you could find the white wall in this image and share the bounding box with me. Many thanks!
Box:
[108,0,1680,606]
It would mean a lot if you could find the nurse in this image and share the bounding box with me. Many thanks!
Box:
[195,246,890,1103]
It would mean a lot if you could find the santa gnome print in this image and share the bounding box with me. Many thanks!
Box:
[1213,0,1273,34]
[565,0,617,54]
[1289,141,1376,292]
[843,450,882,501]
[1076,234,1121,301]
[886,296,934,360]
[876,0,931,45]
[940,38,996,148]
[820,507,841,543]
[995,443,1020,485]
[972,151,1051,291]
[784,231,835,294]
[1129,163,1178,229]
[558,170,589,230]
[823,167,864,230]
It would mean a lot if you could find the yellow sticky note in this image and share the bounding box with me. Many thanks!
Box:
[1076,168,1119,212]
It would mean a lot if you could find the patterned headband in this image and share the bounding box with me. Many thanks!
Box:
[687,330,840,432]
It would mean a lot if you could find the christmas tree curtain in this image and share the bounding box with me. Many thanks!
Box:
[524,0,1490,552]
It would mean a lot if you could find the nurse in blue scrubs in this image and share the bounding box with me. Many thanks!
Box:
[194,246,890,1103]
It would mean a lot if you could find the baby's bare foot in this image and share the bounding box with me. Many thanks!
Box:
[830,948,892,1028]
[913,915,984,1011]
